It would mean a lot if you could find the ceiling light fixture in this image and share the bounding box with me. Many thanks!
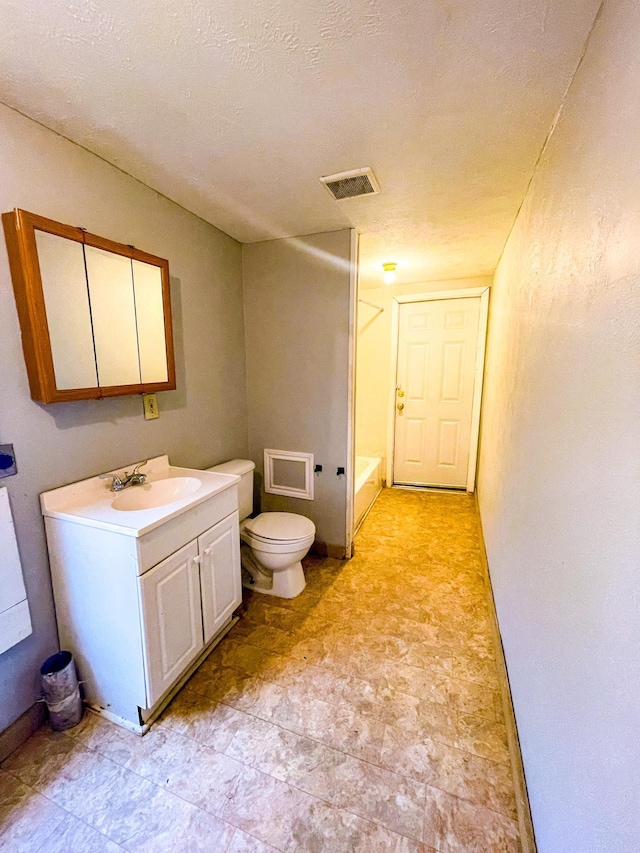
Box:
[382,262,397,284]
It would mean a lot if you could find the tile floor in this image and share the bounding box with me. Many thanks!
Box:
[1,488,521,852]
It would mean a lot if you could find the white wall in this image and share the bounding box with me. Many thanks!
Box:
[356,276,491,472]
[242,231,353,551]
[0,104,248,733]
[477,1,640,849]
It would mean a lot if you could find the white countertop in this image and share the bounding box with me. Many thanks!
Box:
[40,455,239,537]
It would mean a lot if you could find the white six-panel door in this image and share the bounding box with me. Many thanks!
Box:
[139,540,203,706]
[393,296,481,488]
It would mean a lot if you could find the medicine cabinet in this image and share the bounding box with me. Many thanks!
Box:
[2,209,176,403]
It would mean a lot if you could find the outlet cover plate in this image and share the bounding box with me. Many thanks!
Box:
[143,394,159,420]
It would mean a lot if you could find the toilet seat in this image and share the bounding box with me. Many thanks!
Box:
[243,512,315,543]
[245,532,313,547]
[244,536,315,556]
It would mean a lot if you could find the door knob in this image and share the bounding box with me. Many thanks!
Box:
[397,402,405,412]
[397,389,405,397]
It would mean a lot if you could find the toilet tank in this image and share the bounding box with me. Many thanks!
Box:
[207,459,255,521]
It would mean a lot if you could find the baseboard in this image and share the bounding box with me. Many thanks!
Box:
[327,543,347,559]
[474,494,538,853]
[311,541,347,559]
[0,701,46,763]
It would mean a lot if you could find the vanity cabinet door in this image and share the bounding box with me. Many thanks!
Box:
[198,511,241,644]
[139,540,204,706]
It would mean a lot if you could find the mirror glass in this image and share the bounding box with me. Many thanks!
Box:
[84,245,141,387]
[132,260,169,383]
[35,230,98,390]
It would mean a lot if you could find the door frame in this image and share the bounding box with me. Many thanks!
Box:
[345,229,359,557]
[386,286,490,493]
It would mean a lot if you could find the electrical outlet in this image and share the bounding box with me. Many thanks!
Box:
[0,444,17,477]
[142,394,159,420]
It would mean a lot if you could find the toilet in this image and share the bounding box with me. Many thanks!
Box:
[208,459,315,599]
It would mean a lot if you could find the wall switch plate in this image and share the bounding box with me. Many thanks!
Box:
[142,394,159,420]
[0,444,17,477]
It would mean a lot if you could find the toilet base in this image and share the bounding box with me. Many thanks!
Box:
[241,552,306,599]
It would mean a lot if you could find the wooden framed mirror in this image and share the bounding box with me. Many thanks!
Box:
[2,209,176,403]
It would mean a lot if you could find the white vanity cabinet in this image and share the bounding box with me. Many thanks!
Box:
[42,460,242,734]
[140,511,240,707]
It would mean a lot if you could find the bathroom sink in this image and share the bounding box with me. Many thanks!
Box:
[111,477,201,511]
[41,455,240,537]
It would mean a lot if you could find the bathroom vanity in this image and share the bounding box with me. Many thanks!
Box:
[41,456,241,733]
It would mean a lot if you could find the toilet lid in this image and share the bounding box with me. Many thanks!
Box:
[244,512,315,542]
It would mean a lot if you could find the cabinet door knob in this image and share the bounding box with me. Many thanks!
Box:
[192,555,201,565]
[204,546,213,556]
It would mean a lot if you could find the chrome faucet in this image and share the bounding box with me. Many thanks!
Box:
[100,461,148,492]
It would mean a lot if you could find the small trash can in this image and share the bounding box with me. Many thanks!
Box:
[40,651,83,731]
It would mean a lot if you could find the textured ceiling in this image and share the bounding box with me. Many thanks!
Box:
[0,0,601,286]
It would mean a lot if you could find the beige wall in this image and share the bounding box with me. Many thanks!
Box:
[355,276,491,473]
[242,231,353,551]
[0,104,248,732]
[477,1,640,849]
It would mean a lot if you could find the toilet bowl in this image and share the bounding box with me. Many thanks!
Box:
[241,512,315,598]
[207,460,315,599]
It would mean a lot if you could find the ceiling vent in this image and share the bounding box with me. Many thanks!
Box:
[320,167,381,201]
